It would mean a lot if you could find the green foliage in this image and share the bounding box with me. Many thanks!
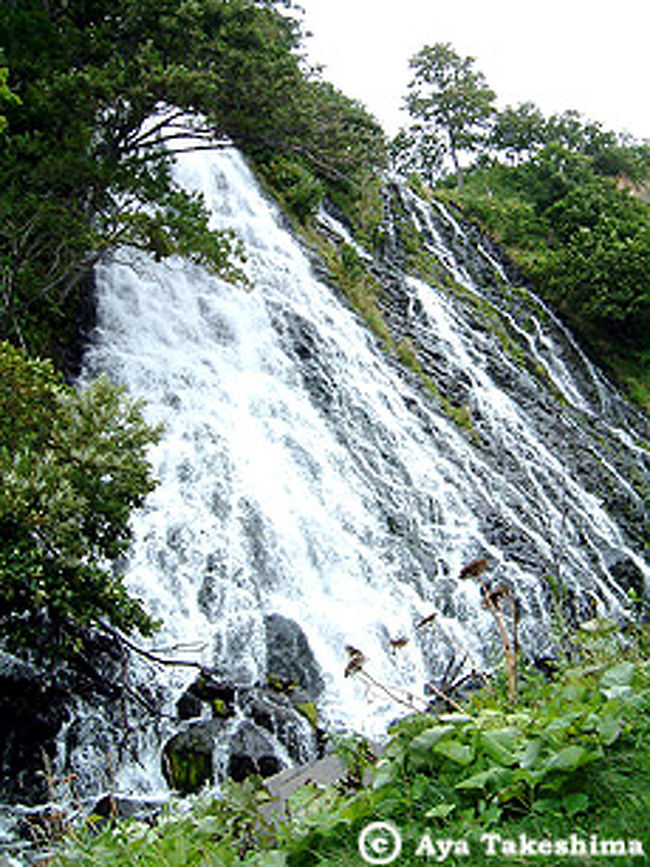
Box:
[59,778,279,865]
[261,156,325,222]
[537,177,650,329]
[0,0,386,359]
[390,125,445,187]
[488,101,546,163]
[254,77,387,235]
[51,630,650,865]
[403,42,496,186]
[301,226,392,348]
[0,65,20,134]
[489,103,650,183]
[0,341,161,655]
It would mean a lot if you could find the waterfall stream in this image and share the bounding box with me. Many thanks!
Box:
[74,144,650,798]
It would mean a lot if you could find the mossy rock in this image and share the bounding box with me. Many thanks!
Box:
[162,723,217,795]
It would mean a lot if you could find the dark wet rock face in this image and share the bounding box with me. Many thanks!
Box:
[162,616,324,794]
[162,721,221,794]
[0,656,70,805]
[264,613,325,698]
[227,721,281,782]
[162,682,320,794]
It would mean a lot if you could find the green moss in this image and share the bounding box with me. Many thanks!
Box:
[212,698,229,718]
[164,732,213,795]
[396,338,423,373]
[294,700,318,730]
[420,374,479,441]
[267,674,295,693]
[300,224,395,352]
[355,175,385,251]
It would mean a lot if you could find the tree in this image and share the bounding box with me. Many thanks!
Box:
[0,341,162,656]
[390,125,445,187]
[0,0,387,358]
[537,178,650,334]
[489,101,546,163]
[404,43,496,187]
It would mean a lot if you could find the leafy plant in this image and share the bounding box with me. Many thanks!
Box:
[0,341,162,655]
[263,156,325,222]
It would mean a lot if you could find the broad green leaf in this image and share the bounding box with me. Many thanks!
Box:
[579,617,617,635]
[597,715,621,745]
[408,725,455,769]
[372,760,398,790]
[533,798,562,816]
[454,769,494,790]
[544,710,584,736]
[504,711,534,728]
[629,688,650,712]
[601,685,634,700]
[561,792,589,817]
[479,728,522,766]
[600,662,635,690]
[455,767,511,791]
[559,683,586,703]
[480,802,503,826]
[433,740,474,765]
[424,803,456,819]
[437,713,473,724]
[542,745,593,772]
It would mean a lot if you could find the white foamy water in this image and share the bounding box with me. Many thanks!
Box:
[79,144,648,793]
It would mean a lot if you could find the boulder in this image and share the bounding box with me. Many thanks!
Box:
[264,614,324,698]
[227,721,281,782]
[239,688,317,765]
[176,672,236,720]
[162,721,223,795]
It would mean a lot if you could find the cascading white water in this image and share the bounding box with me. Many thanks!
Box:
[80,144,649,794]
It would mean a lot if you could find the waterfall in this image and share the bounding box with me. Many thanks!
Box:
[76,144,649,797]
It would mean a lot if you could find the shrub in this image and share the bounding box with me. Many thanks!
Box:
[0,341,161,656]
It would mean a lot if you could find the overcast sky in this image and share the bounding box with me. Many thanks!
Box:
[297,0,650,141]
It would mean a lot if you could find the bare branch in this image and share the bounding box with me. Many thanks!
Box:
[97,621,204,670]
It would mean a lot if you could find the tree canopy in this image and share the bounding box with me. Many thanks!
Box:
[0,0,386,360]
[403,42,496,187]
[0,341,161,655]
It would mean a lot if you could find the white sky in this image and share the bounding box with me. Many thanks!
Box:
[297,0,650,141]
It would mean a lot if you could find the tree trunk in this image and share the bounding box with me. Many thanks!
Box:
[451,148,464,189]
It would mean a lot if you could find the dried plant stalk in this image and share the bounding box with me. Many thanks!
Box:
[482,586,518,703]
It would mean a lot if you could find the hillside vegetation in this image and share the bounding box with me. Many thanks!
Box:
[391,43,650,407]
